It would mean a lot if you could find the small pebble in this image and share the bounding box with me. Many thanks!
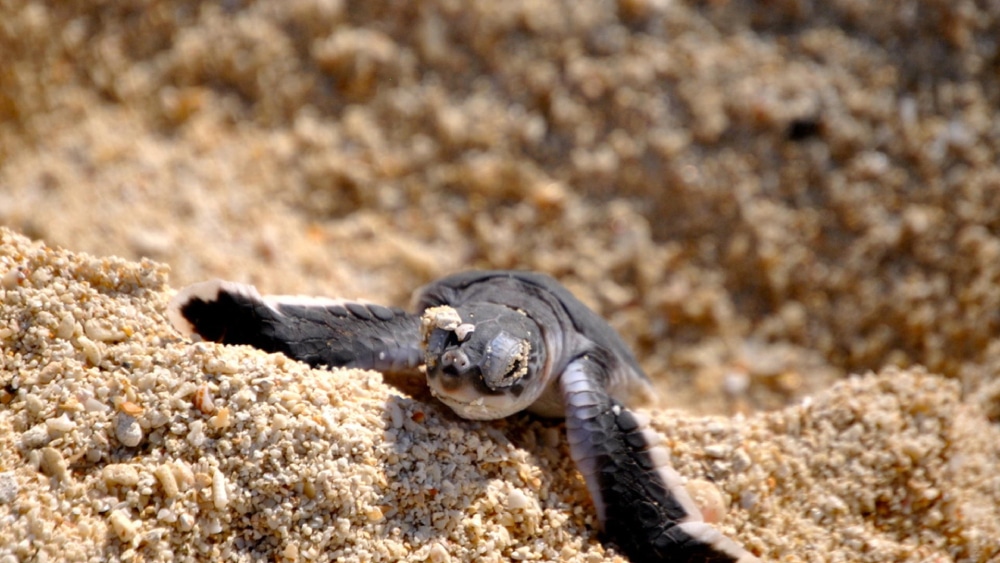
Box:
[423,306,462,331]
[209,407,231,429]
[272,413,288,430]
[205,518,223,535]
[46,413,76,434]
[365,506,384,522]
[704,444,731,458]
[186,420,206,447]
[506,489,531,511]
[1,267,23,289]
[129,228,173,257]
[103,464,140,487]
[109,509,139,542]
[427,543,451,563]
[24,394,44,416]
[193,384,215,414]
[30,268,51,285]
[39,447,69,481]
[154,464,179,498]
[685,479,727,524]
[83,396,110,413]
[75,335,102,365]
[56,313,76,340]
[211,469,229,510]
[386,399,404,429]
[723,370,751,396]
[20,424,52,449]
[115,413,143,447]
[0,471,18,504]
[120,401,144,416]
[84,318,125,342]
[171,461,195,491]
[732,448,753,472]
[157,508,178,523]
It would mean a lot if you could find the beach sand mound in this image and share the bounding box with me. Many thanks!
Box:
[2,229,999,562]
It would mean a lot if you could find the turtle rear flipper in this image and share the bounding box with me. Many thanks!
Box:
[168,280,423,373]
[560,356,759,563]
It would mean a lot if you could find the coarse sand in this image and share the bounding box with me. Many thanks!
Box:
[1,229,999,562]
[2,0,1000,561]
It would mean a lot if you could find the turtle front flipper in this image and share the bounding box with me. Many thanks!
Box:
[560,356,759,563]
[168,280,423,372]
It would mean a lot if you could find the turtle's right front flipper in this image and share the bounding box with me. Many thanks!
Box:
[168,280,423,373]
[560,356,759,563]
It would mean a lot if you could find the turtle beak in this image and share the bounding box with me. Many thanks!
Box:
[428,348,474,392]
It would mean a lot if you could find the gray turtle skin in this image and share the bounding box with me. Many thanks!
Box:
[169,270,759,563]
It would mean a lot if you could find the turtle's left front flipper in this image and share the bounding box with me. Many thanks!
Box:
[560,356,759,563]
[168,280,423,373]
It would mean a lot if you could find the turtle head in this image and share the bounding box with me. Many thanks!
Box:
[422,303,547,420]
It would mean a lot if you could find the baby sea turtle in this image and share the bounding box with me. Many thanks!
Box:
[168,270,758,563]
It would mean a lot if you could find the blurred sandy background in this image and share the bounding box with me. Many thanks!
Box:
[2,1,1000,561]
[4,0,1000,412]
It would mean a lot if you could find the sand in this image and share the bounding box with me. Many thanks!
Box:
[1,0,1000,561]
[2,228,999,561]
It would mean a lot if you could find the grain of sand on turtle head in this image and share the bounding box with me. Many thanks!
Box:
[2,232,1000,562]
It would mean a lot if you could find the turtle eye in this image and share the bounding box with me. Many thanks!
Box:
[502,357,525,381]
[483,332,530,388]
[442,329,461,349]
